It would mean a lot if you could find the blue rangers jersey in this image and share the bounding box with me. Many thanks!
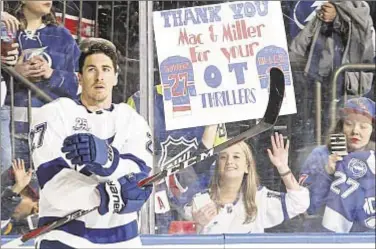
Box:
[30,98,152,248]
[160,56,197,118]
[322,150,375,233]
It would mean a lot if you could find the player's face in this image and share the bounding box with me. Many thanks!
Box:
[218,144,249,180]
[343,113,373,152]
[24,1,52,16]
[79,53,116,104]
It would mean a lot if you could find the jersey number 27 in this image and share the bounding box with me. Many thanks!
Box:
[30,122,47,152]
[330,171,360,199]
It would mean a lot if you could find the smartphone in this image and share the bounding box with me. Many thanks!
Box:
[192,192,212,210]
[26,214,39,230]
[329,133,348,156]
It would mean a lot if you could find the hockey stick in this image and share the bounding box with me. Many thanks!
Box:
[137,67,286,187]
[8,67,284,246]
[1,207,99,247]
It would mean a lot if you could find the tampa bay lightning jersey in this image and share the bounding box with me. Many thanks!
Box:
[299,146,332,215]
[5,24,80,134]
[322,150,375,233]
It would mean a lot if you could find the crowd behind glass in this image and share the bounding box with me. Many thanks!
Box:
[1,0,375,236]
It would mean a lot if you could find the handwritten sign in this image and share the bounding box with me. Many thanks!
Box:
[153,1,296,130]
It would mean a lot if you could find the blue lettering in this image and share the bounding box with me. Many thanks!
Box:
[160,11,172,28]
[160,6,222,28]
[229,3,243,19]
[200,88,256,108]
[204,65,222,88]
[195,7,209,24]
[244,2,256,17]
[247,88,257,103]
[229,1,268,19]
[201,93,208,108]
[184,9,198,25]
[208,6,222,22]
[228,62,248,85]
[160,10,183,28]
[256,1,269,16]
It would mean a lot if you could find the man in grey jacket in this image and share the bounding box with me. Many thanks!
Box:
[290,1,374,96]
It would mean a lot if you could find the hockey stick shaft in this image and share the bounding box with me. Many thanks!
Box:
[138,67,286,187]
[20,207,98,243]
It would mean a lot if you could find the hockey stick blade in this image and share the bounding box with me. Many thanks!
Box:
[20,207,98,243]
[138,67,285,187]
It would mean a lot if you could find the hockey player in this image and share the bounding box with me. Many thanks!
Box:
[30,40,153,248]
[322,150,375,232]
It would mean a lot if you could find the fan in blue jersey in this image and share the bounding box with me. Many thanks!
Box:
[299,97,375,232]
[30,40,152,248]
[2,1,80,169]
[127,86,227,233]
[322,150,375,232]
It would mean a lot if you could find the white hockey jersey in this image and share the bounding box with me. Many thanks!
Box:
[30,98,152,248]
[185,186,309,234]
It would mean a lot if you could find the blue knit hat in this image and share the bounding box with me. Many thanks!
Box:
[341,97,375,121]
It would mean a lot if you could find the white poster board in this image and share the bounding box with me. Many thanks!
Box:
[153,1,296,130]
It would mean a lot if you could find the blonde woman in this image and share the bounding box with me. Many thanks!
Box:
[186,132,309,234]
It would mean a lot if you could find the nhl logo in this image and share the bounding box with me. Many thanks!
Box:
[348,158,367,179]
[158,136,198,170]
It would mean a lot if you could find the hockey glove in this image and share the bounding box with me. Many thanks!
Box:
[61,133,119,176]
[96,171,153,215]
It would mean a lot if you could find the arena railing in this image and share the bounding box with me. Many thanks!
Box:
[314,63,376,144]
[330,63,376,130]
[1,63,52,168]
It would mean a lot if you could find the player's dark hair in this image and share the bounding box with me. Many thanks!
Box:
[79,42,118,74]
